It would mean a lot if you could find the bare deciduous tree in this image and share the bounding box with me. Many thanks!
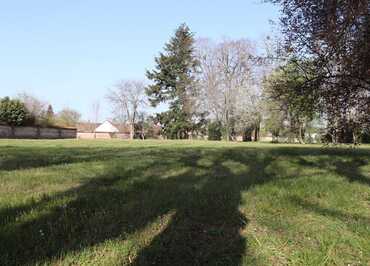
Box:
[17,92,47,124]
[196,38,222,122]
[89,100,101,134]
[91,100,100,124]
[197,38,257,140]
[106,80,147,140]
[56,108,81,127]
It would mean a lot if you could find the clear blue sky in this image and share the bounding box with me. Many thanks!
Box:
[0,0,279,121]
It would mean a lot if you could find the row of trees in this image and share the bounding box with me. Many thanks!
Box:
[107,24,268,141]
[6,1,366,144]
[145,24,270,141]
[107,16,369,143]
[0,94,81,128]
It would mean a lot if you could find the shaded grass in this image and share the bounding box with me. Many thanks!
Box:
[0,139,369,265]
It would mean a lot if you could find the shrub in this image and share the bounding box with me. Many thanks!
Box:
[208,121,222,141]
[0,97,30,126]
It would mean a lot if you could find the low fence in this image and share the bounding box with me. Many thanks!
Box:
[0,125,77,139]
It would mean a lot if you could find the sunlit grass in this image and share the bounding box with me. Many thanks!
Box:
[0,139,369,265]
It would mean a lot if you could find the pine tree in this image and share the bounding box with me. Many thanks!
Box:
[146,24,199,139]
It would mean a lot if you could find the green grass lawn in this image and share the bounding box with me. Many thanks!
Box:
[0,140,369,266]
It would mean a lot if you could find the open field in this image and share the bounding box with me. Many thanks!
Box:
[0,140,369,265]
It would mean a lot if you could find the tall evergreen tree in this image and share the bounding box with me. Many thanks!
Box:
[146,24,199,139]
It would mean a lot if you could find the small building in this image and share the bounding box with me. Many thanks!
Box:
[77,121,133,139]
[94,121,120,139]
[77,121,126,139]
[77,121,162,140]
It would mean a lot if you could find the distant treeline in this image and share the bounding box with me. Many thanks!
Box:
[0,94,81,128]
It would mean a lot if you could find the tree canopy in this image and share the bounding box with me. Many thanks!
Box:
[0,97,30,126]
[270,0,370,143]
[146,24,200,139]
[263,59,319,143]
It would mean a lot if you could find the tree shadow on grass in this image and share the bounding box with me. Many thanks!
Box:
[290,195,370,223]
[297,155,370,186]
[130,150,257,266]
[333,158,370,186]
[0,145,161,171]
[289,195,370,235]
[1,143,367,172]
[1,146,370,265]
[1,148,269,265]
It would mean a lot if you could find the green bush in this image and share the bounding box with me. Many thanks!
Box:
[0,97,30,126]
[208,121,222,141]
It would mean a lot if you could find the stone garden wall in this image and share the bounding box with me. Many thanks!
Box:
[0,125,77,139]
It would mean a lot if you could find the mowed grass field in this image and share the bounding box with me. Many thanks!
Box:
[0,140,369,266]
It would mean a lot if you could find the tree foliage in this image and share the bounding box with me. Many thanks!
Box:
[263,60,319,143]
[0,97,30,126]
[16,93,58,127]
[55,108,81,128]
[270,0,370,143]
[146,24,200,139]
[17,93,46,126]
